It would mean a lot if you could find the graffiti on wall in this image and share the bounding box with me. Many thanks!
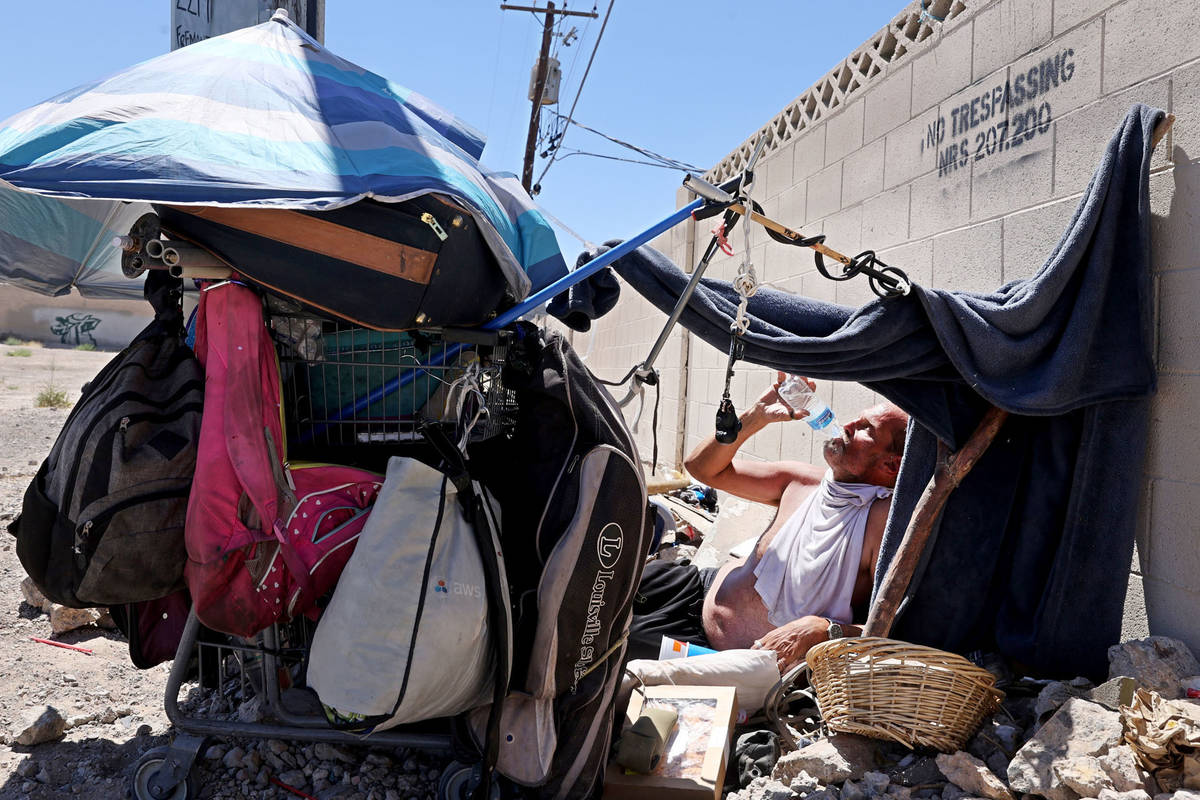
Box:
[920,48,1077,178]
[50,313,100,346]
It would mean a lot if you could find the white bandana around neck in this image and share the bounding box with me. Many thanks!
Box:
[752,469,891,626]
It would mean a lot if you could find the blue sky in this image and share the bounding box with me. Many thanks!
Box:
[0,1,907,261]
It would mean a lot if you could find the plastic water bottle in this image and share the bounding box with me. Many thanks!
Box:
[777,375,843,438]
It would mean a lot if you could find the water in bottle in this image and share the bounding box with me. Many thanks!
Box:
[777,374,843,438]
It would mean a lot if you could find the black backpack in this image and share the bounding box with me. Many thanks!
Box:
[9,272,203,608]
[467,325,651,798]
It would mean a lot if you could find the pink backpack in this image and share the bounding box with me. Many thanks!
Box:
[184,281,379,637]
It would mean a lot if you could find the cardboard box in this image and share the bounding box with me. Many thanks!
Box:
[603,684,737,800]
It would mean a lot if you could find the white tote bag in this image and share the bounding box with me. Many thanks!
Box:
[308,456,501,729]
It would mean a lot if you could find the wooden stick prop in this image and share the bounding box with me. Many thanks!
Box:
[1152,113,1175,149]
[683,174,856,265]
[682,173,910,297]
[864,406,1010,638]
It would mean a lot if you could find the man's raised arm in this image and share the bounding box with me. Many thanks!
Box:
[683,373,824,506]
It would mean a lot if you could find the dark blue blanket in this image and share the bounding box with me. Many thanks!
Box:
[593,104,1163,678]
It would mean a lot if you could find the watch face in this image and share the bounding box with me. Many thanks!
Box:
[827,621,844,640]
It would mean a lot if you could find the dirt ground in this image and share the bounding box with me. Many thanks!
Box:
[0,342,448,800]
[0,341,174,798]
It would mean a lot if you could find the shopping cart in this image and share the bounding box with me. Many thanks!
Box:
[128,320,515,800]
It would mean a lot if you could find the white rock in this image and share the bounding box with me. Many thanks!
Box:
[13,707,66,746]
[1096,790,1150,800]
[1096,744,1152,793]
[934,752,1013,800]
[1054,755,1114,797]
[749,776,788,799]
[773,736,882,784]
[48,606,96,635]
[1107,637,1200,699]
[1007,699,1123,800]
[20,577,52,612]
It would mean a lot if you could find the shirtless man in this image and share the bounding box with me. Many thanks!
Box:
[627,375,908,673]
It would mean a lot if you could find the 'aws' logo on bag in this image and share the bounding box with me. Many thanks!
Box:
[432,578,482,599]
[596,523,623,569]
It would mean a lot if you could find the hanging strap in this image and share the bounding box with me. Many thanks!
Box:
[421,422,510,800]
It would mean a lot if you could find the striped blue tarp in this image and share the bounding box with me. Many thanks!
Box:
[0,9,565,300]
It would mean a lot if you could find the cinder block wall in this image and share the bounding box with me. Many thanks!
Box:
[577,0,1200,654]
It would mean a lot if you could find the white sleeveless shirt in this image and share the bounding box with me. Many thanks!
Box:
[752,470,890,626]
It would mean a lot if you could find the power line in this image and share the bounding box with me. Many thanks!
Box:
[554,149,702,171]
[547,112,704,173]
[533,0,614,191]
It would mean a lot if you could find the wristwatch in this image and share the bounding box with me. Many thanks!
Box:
[826,619,845,640]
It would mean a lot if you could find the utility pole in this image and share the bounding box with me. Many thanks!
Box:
[501,3,598,192]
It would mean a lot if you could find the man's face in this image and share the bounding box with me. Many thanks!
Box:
[822,403,907,487]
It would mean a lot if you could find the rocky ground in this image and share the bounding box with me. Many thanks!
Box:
[0,342,452,800]
[729,637,1200,800]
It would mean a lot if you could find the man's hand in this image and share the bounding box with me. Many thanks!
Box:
[751,615,830,674]
[754,372,814,423]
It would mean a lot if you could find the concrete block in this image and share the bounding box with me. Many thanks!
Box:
[862,185,910,252]
[1150,162,1200,273]
[910,167,972,240]
[1104,0,1200,93]
[747,416,783,463]
[794,127,827,184]
[1053,0,1102,36]
[801,269,840,306]
[777,182,806,236]
[1141,576,1200,658]
[931,221,1003,293]
[822,205,863,258]
[1134,481,1153,575]
[1171,60,1200,164]
[779,414,815,466]
[842,139,886,208]
[971,119,1054,221]
[1146,478,1200,590]
[1009,18,1103,121]
[912,25,974,114]
[884,106,941,189]
[1121,572,1150,644]
[1001,197,1077,284]
[826,101,865,165]
[1052,78,1170,198]
[1157,268,1200,373]
[864,65,913,145]
[831,381,879,421]
[878,239,934,289]
[807,162,844,220]
[973,0,1054,82]
[835,274,881,309]
[763,142,796,201]
[938,63,1011,152]
[763,241,796,287]
[1145,373,1200,477]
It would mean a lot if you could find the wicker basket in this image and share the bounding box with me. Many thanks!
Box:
[805,636,1005,752]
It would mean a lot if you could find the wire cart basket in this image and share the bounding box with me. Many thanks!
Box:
[130,320,517,800]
